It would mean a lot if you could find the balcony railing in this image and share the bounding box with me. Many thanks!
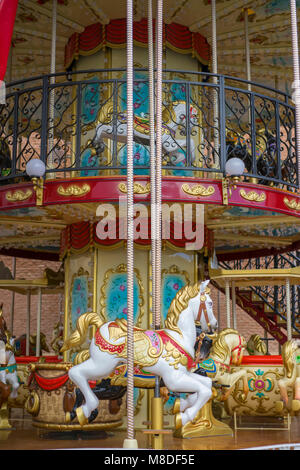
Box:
[219,252,300,336]
[0,69,297,190]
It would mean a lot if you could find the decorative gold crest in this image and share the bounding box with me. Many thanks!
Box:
[5,189,33,202]
[182,183,215,197]
[239,189,266,202]
[283,197,300,211]
[57,184,90,197]
[118,182,151,194]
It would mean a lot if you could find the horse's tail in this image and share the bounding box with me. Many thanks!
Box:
[60,312,103,353]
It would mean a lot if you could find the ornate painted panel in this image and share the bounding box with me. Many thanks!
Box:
[100,263,144,327]
[161,265,190,325]
[70,267,93,331]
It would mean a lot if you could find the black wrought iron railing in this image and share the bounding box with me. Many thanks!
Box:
[219,252,300,336]
[0,69,297,189]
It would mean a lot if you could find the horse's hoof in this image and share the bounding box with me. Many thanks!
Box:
[76,406,88,426]
[275,401,284,413]
[172,398,180,415]
[88,408,98,423]
[175,413,182,430]
[292,400,300,412]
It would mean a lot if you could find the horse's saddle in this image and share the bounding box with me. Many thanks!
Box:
[97,319,163,368]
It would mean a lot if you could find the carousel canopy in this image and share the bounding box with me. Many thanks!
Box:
[2,0,300,94]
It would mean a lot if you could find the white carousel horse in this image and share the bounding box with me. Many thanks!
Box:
[0,337,19,403]
[93,100,198,165]
[61,280,218,427]
[276,339,300,412]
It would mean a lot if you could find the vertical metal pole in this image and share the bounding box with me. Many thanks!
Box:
[286,278,292,341]
[26,290,31,356]
[123,0,138,450]
[36,287,42,357]
[9,257,16,335]
[289,0,300,188]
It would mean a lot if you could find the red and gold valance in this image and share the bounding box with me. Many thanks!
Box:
[60,221,210,258]
[64,18,210,69]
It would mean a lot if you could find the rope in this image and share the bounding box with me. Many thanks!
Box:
[244,9,252,92]
[126,0,135,442]
[155,0,163,330]
[148,0,156,330]
[211,0,219,167]
[289,0,300,190]
[48,0,57,176]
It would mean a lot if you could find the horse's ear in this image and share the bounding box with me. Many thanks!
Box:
[199,280,210,293]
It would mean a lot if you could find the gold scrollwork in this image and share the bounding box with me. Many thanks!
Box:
[24,390,40,416]
[118,182,151,195]
[57,184,91,197]
[5,189,33,202]
[283,197,300,211]
[182,183,215,197]
[239,189,266,202]
[162,341,188,369]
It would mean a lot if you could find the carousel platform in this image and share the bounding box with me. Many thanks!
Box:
[0,417,300,451]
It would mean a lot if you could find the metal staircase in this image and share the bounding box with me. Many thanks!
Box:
[216,252,300,345]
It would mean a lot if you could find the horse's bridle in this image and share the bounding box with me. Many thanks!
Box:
[231,335,245,365]
[195,290,212,360]
[196,291,212,332]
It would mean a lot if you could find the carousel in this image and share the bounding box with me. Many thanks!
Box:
[0,0,300,451]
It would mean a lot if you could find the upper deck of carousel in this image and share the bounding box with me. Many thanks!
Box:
[0,0,300,262]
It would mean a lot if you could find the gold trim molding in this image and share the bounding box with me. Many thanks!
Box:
[57,184,91,197]
[5,189,33,202]
[182,183,215,197]
[283,197,300,211]
[239,189,266,202]
[118,182,151,194]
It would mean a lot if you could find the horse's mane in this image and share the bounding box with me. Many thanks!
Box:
[282,340,299,379]
[164,283,199,336]
[210,328,239,363]
[248,334,267,355]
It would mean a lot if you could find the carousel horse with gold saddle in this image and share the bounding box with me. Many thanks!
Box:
[61,280,218,427]
[276,339,300,413]
[0,305,19,408]
[93,100,198,165]
[172,329,249,418]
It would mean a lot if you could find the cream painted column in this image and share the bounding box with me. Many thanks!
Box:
[225,280,231,328]
[26,290,31,356]
[63,254,70,363]
[232,281,237,330]
[36,287,42,357]
[286,278,292,341]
